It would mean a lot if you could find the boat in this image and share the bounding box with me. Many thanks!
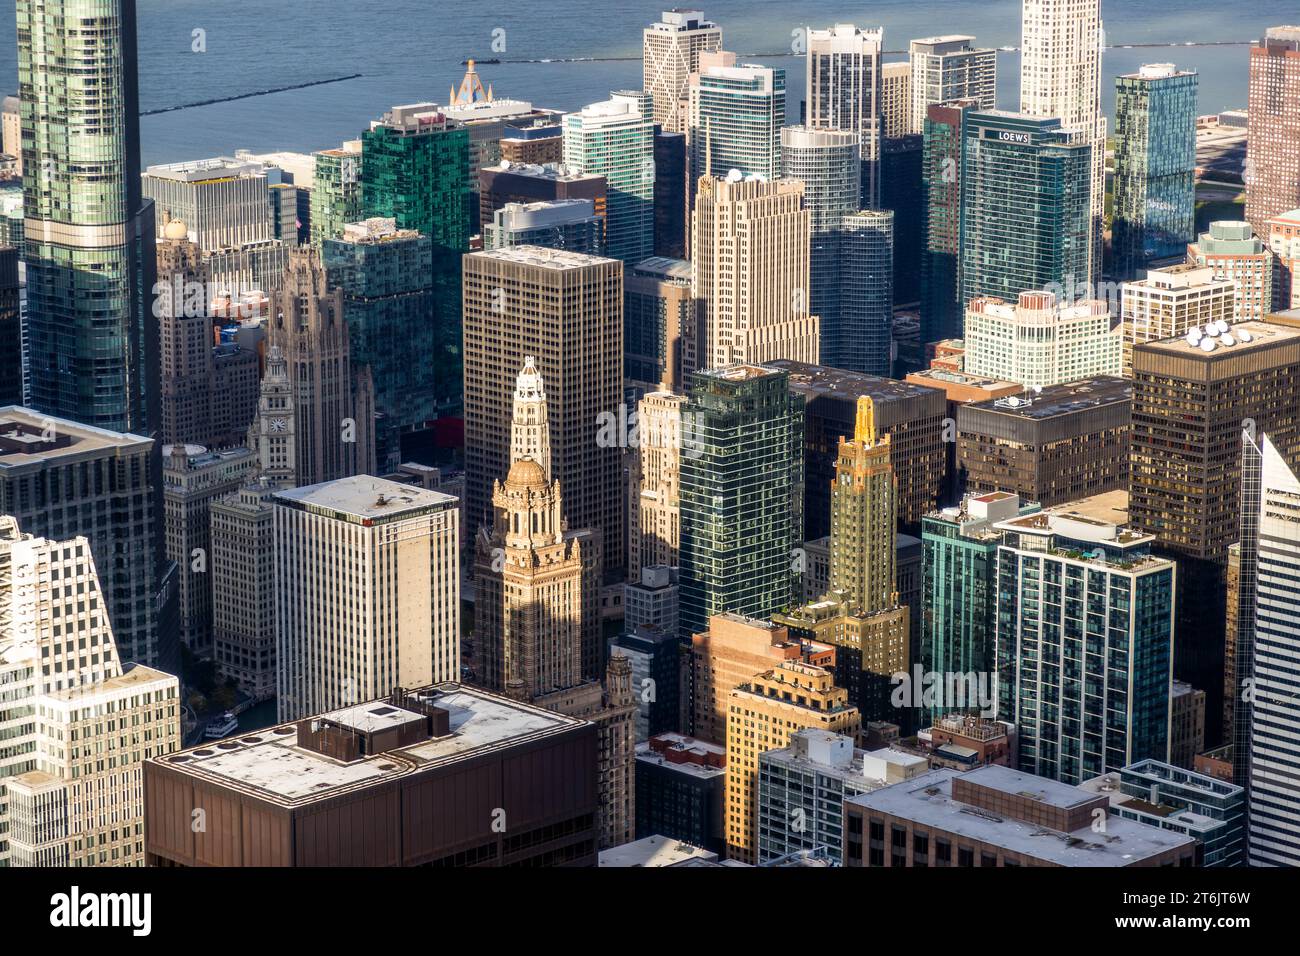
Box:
[204,712,238,740]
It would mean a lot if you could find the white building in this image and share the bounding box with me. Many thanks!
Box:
[0,516,179,867]
[1119,264,1236,376]
[909,35,997,136]
[643,9,722,133]
[274,476,461,721]
[805,23,885,207]
[964,291,1120,389]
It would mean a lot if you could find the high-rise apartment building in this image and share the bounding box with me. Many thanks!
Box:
[624,565,680,637]
[909,36,997,135]
[995,496,1176,784]
[959,112,1092,309]
[564,93,655,264]
[0,516,179,867]
[309,140,363,245]
[956,378,1131,506]
[274,476,461,722]
[1242,432,1300,866]
[1112,65,1198,279]
[462,247,624,574]
[322,218,436,471]
[1018,0,1106,283]
[780,127,860,370]
[653,128,687,259]
[920,100,975,347]
[692,175,819,368]
[625,256,693,391]
[1188,221,1276,323]
[1119,264,1235,376]
[963,292,1120,389]
[1245,27,1300,239]
[20,0,158,434]
[267,248,376,487]
[628,390,685,576]
[805,24,885,209]
[211,478,279,701]
[643,9,722,133]
[0,408,171,669]
[1130,321,1300,735]
[1266,208,1300,311]
[880,62,912,138]
[726,661,860,863]
[688,58,785,186]
[839,210,895,375]
[162,443,258,653]
[362,102,469,415]
[678,367,804,639]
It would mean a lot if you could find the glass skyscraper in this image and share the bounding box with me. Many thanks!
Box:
[690,62,786,185]
[839,210,894,376]
[959,111,1092,310]
[20,0,157,434]
[1112,65,1198,279]
[678,366,804,640]
[920,100,972,347]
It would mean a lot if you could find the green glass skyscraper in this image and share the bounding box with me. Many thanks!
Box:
[362,104,469,417]
[310,140,363,246]
[1112,65,1198,279]
[21,0,158,434]
[959,111,1091,309]
[678,366,804,639]
[322,219,435,471]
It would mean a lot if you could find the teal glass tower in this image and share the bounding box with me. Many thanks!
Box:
[1112,65,1198,279]
[21,0,158,434]
[322,221,435,470]
[959,111,1091,309]
[678,366,804,640]
[362,104,470,418]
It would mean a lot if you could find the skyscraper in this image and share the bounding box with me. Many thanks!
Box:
[20,0,158,435]
[678,366,804,639]
[691,174,819,368]
[780,127,860,369]
[963,291,1120,389]
[628,389,686,576]
[481,200,604,255]
[274,476,461,722]
[1241,433,1300,866]
[959,111,1092,309]
[688,58,786,186]
[839,210,895,375]
[1119,264,1234,376]
[920,100,974,347]
[829,398,897,615]
[267,248,376,487]
[309,140,363,245]
[322,218,436,471]
[1112,65,1198,279]
[141,157,276,253]
[1018,0,1106,283]
[996,495,1176,784]
[462,247,624,575]
[805,24,885,209]
[1188,222,1276,323]
[624,255,694,391]
[563,93,655,264]
[1245,27,1300,239]
[642,9,722,133]
[0,247,18,407]
[909,36,997,135]
[361,103,469,416]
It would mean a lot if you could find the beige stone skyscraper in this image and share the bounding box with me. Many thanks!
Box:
[829,397,896,615]
[1245,28,1300,239]
[1019,0,1105,282]
[692,174,819,368]
[643,9,722,132]
[267,247,375,487]
[628,389,685,576]
[463,246,624,577]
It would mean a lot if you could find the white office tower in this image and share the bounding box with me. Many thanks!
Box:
[1244,433,1300,866]
[643,9,722,132]
[510,356,551,478]
[1019,0,1105,282]
[274,476,461,722]
[0,516,180,867]
[805,23,885,209]
[909,35,998,134]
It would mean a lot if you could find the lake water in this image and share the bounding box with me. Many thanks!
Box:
[0,0,1286,166]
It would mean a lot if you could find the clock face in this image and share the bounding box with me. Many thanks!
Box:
[270,418,287,433]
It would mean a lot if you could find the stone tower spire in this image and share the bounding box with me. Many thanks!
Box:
[510,356,551,479]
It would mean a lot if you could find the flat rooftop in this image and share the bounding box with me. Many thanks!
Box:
[599,835,719,867]
[765,360,942,406]
[1140,319,1300,358]
[850,766,1195,866]
[0,407,152,468]
[273,475,457,521]
[964,377,1131,420]
[153,684,585,808]
[469,244,617,270]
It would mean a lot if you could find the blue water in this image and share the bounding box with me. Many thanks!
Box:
[0,0,1288,166]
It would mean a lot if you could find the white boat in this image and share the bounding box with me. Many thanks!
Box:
[204,712,238,739]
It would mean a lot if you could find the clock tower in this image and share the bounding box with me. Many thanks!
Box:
[250,345,297,486]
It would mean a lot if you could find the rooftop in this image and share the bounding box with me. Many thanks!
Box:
[849,766,1196,866]
[965,377,1131,420]
[153,684,584,807]
[1139,319,1300,358]
[469,244,616,270]
[273,475,458,522]
[765,360,942,406]
[0,407,152,468]
[599,835,719,867]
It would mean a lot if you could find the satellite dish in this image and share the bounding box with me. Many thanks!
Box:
[1238,330,1253,343]
[1215,319,1230,334]
[1200,338,1216,352]
[1220,334,1234,346]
